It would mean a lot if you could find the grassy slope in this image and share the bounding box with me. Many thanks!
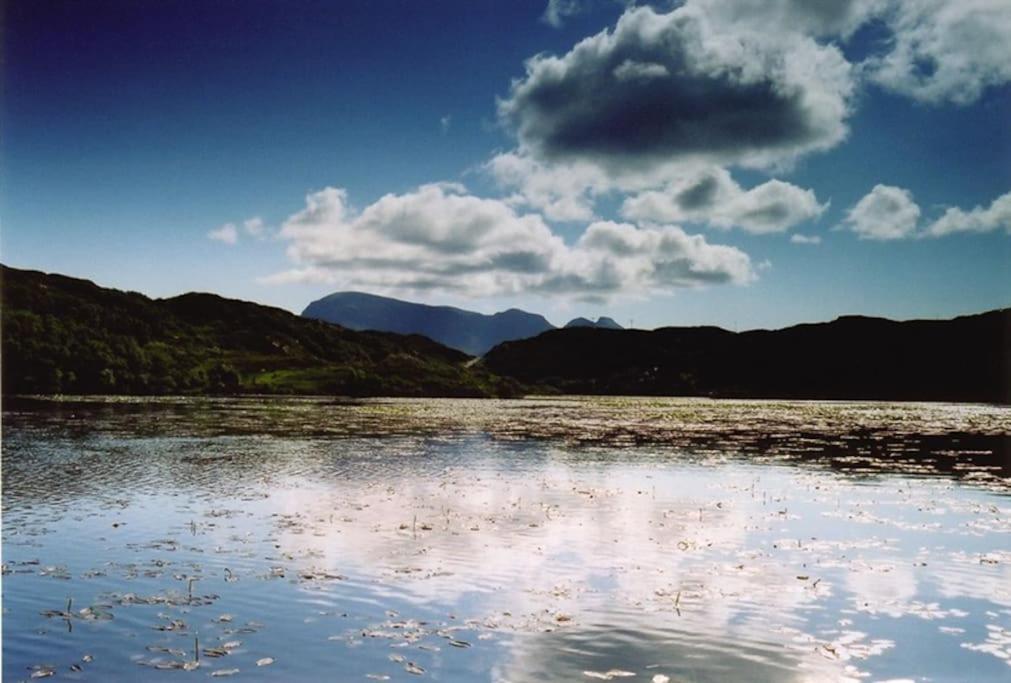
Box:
[1,265,520,397]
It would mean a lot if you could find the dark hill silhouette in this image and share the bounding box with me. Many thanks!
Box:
[302,291,555,355]
[4,264,1005,402]
[482,310,1010,403]
[0,265,519,397]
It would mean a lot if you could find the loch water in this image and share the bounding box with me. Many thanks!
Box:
[2,396,1010,682]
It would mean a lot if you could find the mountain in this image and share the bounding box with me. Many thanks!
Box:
[0,265,521,397]
[564,316,624,330]
[302,291,555,355]
[6,264,1005,402]
[482,310,1011,403]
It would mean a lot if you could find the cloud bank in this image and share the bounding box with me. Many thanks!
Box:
[265,183,754,298]
[256,0,1011,303]
[501,1,1011,229]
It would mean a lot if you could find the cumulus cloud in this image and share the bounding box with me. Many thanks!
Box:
[924,190,1011,237]
[843,184,920,240]
[207,223,239,245]
[557,220,756,293]
[541,0,585,28]
[208,217,270,244]
[264,183,755,298]
[486,152,826,234]
[621,168,826,234]
[694,0,886,39]
[486,151,608,222]
[243,217,266,238]
[865,0,1011,105]
[844,185,1011,240]
[790,233,822,245]
[499,5,855,173]
[696,0,1011,105]
[496,0,1009,227]
[492,2,857,223]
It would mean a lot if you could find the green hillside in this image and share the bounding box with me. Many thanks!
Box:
[0,265,520,397]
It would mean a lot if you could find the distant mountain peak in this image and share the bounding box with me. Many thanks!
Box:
[564,316,624,330]
[301,291,554,355]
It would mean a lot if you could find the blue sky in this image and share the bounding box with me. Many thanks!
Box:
[3,0,1009,330]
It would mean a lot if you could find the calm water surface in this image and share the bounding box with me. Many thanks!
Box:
[3,396,1010,682]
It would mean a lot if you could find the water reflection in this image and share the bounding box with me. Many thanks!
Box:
[5,395,1009,482]
[2,397,1010,681]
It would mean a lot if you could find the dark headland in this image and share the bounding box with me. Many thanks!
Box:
[483,311,1010,403]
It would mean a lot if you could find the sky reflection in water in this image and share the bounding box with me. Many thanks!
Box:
[2,397,1010,682]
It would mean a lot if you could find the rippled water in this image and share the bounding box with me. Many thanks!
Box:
[3,396,1010,682]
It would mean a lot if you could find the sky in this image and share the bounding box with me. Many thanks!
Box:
[2,0,1010,330]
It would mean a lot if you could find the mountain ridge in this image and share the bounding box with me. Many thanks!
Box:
[302,291,557,356]
[481,308,1011,403]
[3,264,1006,402]
[302,290,628,354]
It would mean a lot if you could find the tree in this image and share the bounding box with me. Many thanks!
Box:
[208,363,240,393]
[99,368,116,390]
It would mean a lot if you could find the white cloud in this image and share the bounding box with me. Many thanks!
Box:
[491,2,857,223]
[207,222,239,245]
[924,190,1011,237]
[865,0,1011,105]
[501,1,1009,230]
[209,217,269,244]
[790,233,822,245]
[843,184,921,240]
[265,183,755,298]
[844,185,1011,240]
[486,151,608,222]
[243,217,266,238]
[570,220,756,290]
[696,0,1011,105]
[621,168,826,234]
[542,0,585,28]
[487,154,826,235]
[694,0,887,39]
[440,114,451,134]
